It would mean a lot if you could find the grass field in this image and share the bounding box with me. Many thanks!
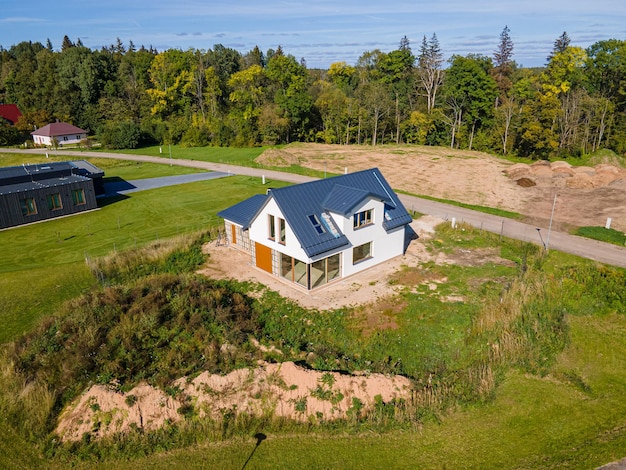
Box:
[0,165,288,343]
[1,152,626,469]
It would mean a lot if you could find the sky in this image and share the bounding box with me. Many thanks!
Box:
[1,1,625,68]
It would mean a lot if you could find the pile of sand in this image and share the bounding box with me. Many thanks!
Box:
[56,361,412,442]
[505,161,625,190]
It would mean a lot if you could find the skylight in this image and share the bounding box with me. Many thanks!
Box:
[308,214,326,234]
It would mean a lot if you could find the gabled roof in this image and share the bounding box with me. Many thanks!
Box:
[219,168,412,258]
[31,122,87,137]
[0,104,22,125]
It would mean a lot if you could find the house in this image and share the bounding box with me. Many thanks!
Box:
[31,122,87,147]
[0,104,22,126]
[217,168,413,291]
[0,161,104,229]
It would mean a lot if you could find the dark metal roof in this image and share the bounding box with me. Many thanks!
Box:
[219,168,412,259]
[69,160,105,178]
[0,174,91,196]
[323,185,379,216]
[0,161,104,189]
[217,194,268,229]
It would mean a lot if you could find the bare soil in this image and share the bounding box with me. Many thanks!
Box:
[257,143,626,232]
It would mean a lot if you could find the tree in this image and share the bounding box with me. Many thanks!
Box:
[547,32,571,63]
[492,25,514,106]
[417,33,444,113]
[61,35,74,52]
[443,54,498,150]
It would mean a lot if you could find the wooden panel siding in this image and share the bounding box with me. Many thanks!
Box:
[0,179,97,229]
[255,242,273,273]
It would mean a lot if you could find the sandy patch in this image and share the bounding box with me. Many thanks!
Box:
[256,143,626,231]
[57,361,412,441]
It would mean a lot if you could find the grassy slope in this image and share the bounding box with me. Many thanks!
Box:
[75,314,626,470]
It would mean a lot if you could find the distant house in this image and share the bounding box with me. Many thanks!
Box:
[218,168,413,290]
[0,104,22,126]
[0,161,104,230]
[31,122,87,147]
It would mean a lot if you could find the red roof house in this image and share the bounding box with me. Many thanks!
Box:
[0,104,22,125]
[31,122,88,147]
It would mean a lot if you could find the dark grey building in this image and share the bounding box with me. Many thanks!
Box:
[0,161,104,229]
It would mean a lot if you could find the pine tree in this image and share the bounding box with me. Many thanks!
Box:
[547,32,571,63]
[492,25,514,106]
[61,35,74,51]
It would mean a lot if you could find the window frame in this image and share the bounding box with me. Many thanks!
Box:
[353,209,373,229]
[278,217,286,244]
[20,197,37,216]
[352,241,372,265]
[268,214,276,240]
[71,188,86,205]
[47,193,63,211]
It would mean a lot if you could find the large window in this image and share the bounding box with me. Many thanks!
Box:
[20,198,37,216]
[71,188,86,205]
[268,214,275,240]
[278,217,286,244]
[280,253,307,287]
[46,193,62,211]
[353,209,373,229]
[311,253,341,289]
[353,242,372,264]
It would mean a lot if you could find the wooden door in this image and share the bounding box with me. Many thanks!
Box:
[231,224,237,244]
[255,242,272,273]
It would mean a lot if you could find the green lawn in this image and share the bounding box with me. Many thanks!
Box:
[0,174,289,344]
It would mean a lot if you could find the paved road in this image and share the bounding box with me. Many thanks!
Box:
[4,148,626,268]
[103,171,231,196]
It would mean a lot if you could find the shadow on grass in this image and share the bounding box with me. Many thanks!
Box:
[97,193,130,208]
[241,432,267,470]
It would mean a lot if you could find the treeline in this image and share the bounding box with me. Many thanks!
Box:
[1,30,625,158]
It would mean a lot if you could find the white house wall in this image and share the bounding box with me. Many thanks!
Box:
[248,197,312,262]
[338,197,405,278]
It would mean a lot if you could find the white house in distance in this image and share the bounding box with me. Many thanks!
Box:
[217,168,413,291]
[31,122,87,147]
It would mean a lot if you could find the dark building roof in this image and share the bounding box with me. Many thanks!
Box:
[31,122,87,137]
[219,168,412,258]
[217,194,268,229]
[0,161,104,195]
[0,104,22,125]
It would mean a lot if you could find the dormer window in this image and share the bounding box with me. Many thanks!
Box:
[308,214,326,234]
[353,209,373,229]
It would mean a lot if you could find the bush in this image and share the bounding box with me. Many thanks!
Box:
[99,120,143,149]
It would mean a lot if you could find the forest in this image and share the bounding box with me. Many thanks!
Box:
[1,29,625,159]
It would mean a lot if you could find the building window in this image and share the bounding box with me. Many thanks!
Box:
[268,214,275,240]
[353,242,372,264]
[278,217,286,244]
[311,253,341,288]
[63,136,68,141]
[47,193,63,210]
[20,198,37,216]
[353,209,373,229]
[72,188,86,205]
[280,253,307,287]
[308,214,326,234]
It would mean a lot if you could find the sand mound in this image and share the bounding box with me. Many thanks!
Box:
[255,148,302,167]
[56,361,412,442]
